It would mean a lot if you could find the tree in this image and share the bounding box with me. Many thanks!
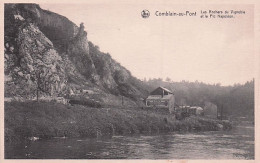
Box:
[165,77,171,82]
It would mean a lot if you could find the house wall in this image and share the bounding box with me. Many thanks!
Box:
[146,95,175,114]
[146,99,169,108]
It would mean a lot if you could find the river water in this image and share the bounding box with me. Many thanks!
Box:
[5,124,254,159]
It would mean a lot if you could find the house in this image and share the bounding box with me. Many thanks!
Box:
[189,106,204,115]
[176,105,190,111]
[146,87,175,113]
[176,105,204,116]
[195,107,204,115]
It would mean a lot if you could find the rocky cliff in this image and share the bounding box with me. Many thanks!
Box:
[4,3,149,105]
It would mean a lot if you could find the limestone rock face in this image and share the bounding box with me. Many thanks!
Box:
[4,3,149,104]
[5,19,67,99]
[67,23,98,81]
[6,4,79,42]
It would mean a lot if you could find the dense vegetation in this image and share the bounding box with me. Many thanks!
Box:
[5,101,231,143]
[144,79,254,120]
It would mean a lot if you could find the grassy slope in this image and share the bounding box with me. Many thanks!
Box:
[5,101,232,143]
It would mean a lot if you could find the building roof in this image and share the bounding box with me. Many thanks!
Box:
[159,86,173,94]
[190,106,203,110]
[150,86,174,96]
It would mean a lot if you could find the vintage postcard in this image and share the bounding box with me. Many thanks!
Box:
[0,0,259,162]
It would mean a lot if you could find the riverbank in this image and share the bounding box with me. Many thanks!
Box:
[5,101,232,144]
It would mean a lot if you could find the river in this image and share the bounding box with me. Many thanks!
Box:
[5,124,254,159]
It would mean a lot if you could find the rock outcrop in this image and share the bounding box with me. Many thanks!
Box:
[4,3,149,105]
[5,16,67,99]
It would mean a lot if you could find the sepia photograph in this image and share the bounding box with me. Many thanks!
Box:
[2,1,258,161]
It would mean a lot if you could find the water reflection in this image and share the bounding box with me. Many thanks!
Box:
[5,125,254,159]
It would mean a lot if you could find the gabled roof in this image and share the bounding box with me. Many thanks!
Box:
[150,86,173,95]
[159,86,173,94]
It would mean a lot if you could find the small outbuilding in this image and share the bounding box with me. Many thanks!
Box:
[146,87,175,113]
[176,105,204,116]
[195,107,204,115]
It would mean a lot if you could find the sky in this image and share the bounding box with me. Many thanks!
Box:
[40,3,254,86]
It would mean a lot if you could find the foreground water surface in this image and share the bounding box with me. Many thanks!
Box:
[5,124,254,159]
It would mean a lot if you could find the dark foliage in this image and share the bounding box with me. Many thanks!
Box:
[145,79,254,120]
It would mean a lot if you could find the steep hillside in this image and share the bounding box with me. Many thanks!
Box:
[4,3,148,105]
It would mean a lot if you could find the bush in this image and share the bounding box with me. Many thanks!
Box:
[175,112,190,120]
